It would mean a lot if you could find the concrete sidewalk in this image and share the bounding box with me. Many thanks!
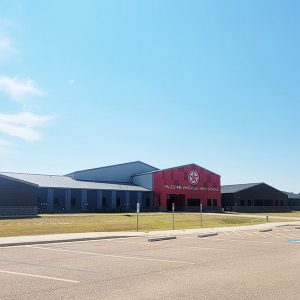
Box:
[206,212,300,220]
[1,220,300,247]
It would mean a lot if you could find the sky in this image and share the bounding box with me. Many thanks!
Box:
[0,0,299,192]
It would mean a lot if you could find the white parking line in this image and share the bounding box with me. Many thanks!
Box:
[275,233,296,239]
[277,228,296,232]
[0,270,78,283]
[207,238,286,245]
[274,231,300,238]
[253,232,268,238]
[263,232,281,239]
[29,246,195,265]
[232,231,243,236]
[113,239,236,251]
[242,231,254,237]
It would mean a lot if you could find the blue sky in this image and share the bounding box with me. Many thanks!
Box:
[0,0,299,192]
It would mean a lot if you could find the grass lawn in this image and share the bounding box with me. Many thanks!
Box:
[0,213,288,237]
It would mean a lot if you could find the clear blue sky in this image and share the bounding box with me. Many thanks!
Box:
[0,0,299,192]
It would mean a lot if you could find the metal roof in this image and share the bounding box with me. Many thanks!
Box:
[66,161,159,176]
[221,183,263,194]
[0,172,150,192]
[284,192,300,199]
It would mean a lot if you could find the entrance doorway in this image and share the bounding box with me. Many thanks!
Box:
[166,194,186,211]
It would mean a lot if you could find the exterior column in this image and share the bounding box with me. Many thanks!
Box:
[149,193,154,210]
[65,189,71,212]
[111,191,116,210]
[184,197,188,211]
[47,188,54,212]
[124,191,130,211]
[96,190,103,210]
[81,190,88,211]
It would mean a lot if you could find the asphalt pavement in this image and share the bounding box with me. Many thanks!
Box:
[0,225,300,299]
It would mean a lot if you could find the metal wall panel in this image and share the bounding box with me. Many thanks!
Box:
[132,173,153,190]
[0,177,38,206]
[68,161,157,183]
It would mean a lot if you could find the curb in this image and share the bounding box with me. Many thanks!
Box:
[148,236,176,242]
[198,232,218,238]
[259,229,272,232]
[0,235,140,248]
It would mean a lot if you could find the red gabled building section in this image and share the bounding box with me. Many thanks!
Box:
[152,164,221,211]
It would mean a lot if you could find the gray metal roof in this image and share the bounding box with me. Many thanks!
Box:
[284,192,300,199]
[0,172,150,192]
[66,161,159,176]
[221,183,263,194]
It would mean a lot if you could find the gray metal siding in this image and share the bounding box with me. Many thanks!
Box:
[0,176,38,207]
[69,161,157,183]
[132,174,153,190]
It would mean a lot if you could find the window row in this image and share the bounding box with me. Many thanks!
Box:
[240,199,285,206]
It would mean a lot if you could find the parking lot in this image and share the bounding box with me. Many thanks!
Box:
[0,226,300,300]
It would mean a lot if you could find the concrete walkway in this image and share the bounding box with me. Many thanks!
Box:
[206,212,300,220]
[1,220,300,247]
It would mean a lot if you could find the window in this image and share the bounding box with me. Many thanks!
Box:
[146,198,150,207]
[240,200,245,206]
[102,197,107,207]
[207,199,212,206]
[280,200,284,206]
[275,200,279,206]
[188,199,200,206]
[254,199,263,206]
[247,200,251,206]
[71,198,76,208]
[116,197,121,207]
[156,195,161,207]
[264,200,273,206]
[213,199,217,206]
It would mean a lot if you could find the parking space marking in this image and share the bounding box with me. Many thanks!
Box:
[0,258,115,275]
[242,231,254,237]
[0,269,78,283]
[29,246,195,265]
[112,239,237,251]
[262,232,281,239]
[217,230,300,240]
[274,233,295,239]
[253,232,268,238]
[232,231,243,236]
[202,229,300,242]
[204,237,286,245]
[278,233,299,239]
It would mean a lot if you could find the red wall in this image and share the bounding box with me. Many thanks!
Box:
[153,164,221,209]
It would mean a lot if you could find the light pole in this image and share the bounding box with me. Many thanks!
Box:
[136,202,140,232]
[172,202,175,230]
[200,203,203,228]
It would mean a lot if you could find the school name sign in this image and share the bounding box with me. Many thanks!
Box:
[164,185,219,192]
